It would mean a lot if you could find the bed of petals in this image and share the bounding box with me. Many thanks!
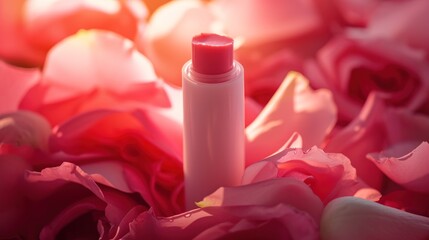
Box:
[1,0,429,239]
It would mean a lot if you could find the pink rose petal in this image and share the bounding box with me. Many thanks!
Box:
[368,141,429,193]
[198,178,323,222]
[245,72,337,165]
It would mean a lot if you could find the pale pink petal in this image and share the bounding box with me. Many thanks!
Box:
[137,0,221,86]
[43,30,156,98]
[321,197,429,240]
[368,142,429,193]
[0,61,40,113]
[274,147,381,203]
[197,178,323,222]
[212,0,324,46]
[245,72,337,165]
[19,30,171,125]
[242,132,302,185]
[242,161,278,185]
[194,204,319,240]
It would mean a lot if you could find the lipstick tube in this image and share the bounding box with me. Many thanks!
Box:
[183,33,244,209]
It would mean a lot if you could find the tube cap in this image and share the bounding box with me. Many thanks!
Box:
[192,33,233,75]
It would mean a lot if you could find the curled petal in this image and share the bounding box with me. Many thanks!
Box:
[368,141,429,193]
[245,72,336,165]
[321,197,429,240]
[197,178,323,222]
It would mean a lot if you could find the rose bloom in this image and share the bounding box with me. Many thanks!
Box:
[0,0,147,67]
[305,33,429,123]
[0,111,148,239]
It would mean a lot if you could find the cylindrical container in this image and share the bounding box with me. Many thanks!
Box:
[183,33,244,210]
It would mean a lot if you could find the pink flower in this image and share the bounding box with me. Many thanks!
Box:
[0,0,147,67]
[125,178,323,239]
[305,34,429,122]
[50,109,184,216]
[321,197,429,240]
[5,160,147,239]
[19,30,170,126]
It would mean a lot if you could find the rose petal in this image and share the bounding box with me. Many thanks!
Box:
[321,197,429,240]
[276,147,381,203]
[20,30,170,126]
[44,30,156,95]
[197,178,323,222]
[245,72,336,165]
[368,141,429,193]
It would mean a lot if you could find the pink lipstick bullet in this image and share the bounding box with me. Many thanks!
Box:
[183,33,245,209]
